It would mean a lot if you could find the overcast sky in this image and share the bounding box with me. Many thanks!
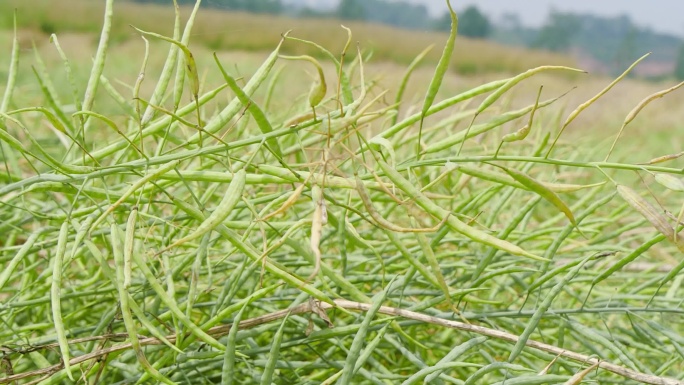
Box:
[402,0,684,37]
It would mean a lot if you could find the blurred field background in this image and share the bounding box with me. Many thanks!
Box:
[1,0,682,161]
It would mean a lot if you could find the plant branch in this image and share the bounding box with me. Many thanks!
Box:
[1,299,680,385]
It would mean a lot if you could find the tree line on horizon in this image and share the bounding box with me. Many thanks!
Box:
[130,0,684,79]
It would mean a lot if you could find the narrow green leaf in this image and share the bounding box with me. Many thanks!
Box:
[495,165,578,227]
[339,279,397,383]
[378,160,545,261]
[260,314,290,385]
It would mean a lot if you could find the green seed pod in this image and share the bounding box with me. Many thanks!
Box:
[502,124,530,142]
[655,173,684,192]
[158,169,246,255]
[279,55,327,108]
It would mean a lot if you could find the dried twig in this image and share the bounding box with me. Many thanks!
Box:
[1,299,680,385]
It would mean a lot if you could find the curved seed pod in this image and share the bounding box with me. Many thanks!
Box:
[50,34,82,115]
[123,208,138,289]
[158,169,246,255]
[338,279,396,384]
[566,320,645,373]
[426,94,563,154]
[133,36,150,121]
[495,164,578,228]
[338,25,354,109]
[563,362,600,385]
[111,223,175,385]
[91,159,181,232]
[392,45,433,126]
[221,302,249,385]
[352,323,391,376]
[547,53,649,158]
[1,113,94,174]
[0,10,19,113]
[479,67,581,117]
[0,233,40,291]
[192,37,284,144]
[51,222,73,380]
[642,151,684,165]
[369,137,396,168]
[490,375,570,385]
[259,219,308,259]
[74,111,144,156]
[261,183,306,221]
[174,0,203,113]
[456,165,605,193]
[172,197,334,303]
[8,107,90,158]
[214,53,282,157]
[654,173,684,192]
[82,0,113,118]
[617,184,684,252]
[606,80,684,160]
[280,55,328,108]
[260,314,290,385]
[464,362,534,385]
[67,215,95,265]
[502,124,530,143]
[377,160,545,261]
[414,219,453,308]
[140,0,182,124]
[131,239,225,351]
[421,337,488,383]
[509,253,594,362]
[283,28,354,105]
[501,86,543,146]
[256,188,300,217]
[131,26,199,102]
[373,77,508,144]
[417,0,457,153]
[308,185,325,281]
[355,175,447,233]
[0,123,27,154]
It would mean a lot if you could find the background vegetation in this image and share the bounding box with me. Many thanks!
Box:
[0,0,577,76]
[130,0,684,79]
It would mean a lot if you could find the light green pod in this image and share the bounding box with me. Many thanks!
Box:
[158,169,246,254]
[51,222,73,380]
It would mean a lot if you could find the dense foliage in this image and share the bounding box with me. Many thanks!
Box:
[1,1,683,384]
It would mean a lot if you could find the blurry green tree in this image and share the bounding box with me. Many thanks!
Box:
[613,27,637,74]
[533,11,580,51]
[675,43,684,80]
[436,5,491,38]
[336,0,366,20]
